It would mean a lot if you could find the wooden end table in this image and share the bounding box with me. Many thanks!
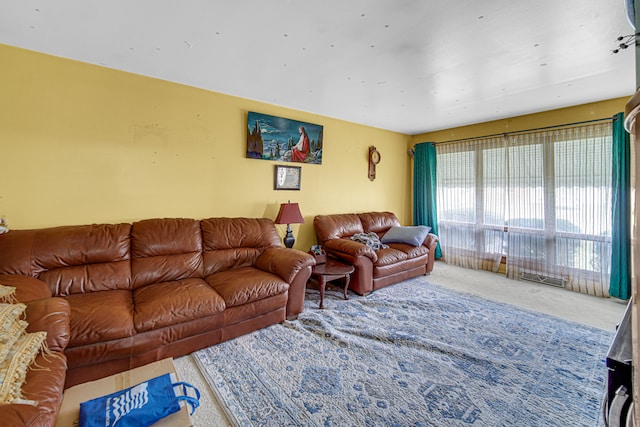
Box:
[310,258,355,309]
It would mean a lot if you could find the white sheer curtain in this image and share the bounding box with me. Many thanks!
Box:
[436,121,613,296]
[436,137,507,272]
[505,124,612,296]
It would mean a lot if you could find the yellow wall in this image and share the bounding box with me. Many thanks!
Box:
[1,43,631,252]
[411,97,630,145]
[0,44,412,251]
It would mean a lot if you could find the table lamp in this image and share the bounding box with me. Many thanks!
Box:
[274,201,304,248]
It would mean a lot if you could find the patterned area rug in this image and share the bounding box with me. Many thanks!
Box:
[193,278,612,426]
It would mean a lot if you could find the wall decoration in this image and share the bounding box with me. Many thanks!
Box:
[368,146,381,181]
[274,165,301,190]
[247,112,323,164]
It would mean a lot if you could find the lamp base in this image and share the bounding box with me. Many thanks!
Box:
[283,224,295,248]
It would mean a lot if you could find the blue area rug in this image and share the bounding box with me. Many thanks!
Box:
[193,278,613,426]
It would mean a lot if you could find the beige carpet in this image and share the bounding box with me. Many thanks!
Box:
[174,261,627,426]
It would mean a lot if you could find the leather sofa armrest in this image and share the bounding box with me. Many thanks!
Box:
[424,233,439,248]
[424,233,439,274]
[0,403,49,427]
[285,265,313,320]
[256,247,314,320]
[0,274,52,302]
[0,352,67,427]
[323,238,378,263]
[25,297,71,353]
[255,247,316,283]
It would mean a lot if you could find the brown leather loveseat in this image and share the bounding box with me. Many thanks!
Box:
[0,216,314,424]
[313,211,438,295]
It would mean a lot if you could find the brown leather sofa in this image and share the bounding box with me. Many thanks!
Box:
[313,212,438,295]
[0,277,70,427]
[0,217,314,425]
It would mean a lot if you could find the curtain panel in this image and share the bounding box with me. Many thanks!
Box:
[505,123,612,296]
[413,142,442,259]
[435,137,507,272]
[609,113,631,300]
[429,119,615,297]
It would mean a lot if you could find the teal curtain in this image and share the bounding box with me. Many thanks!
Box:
[610,112,631,300]
[413,142,442,259]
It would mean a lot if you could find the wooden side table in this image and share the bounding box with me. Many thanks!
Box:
[310,258,355,309]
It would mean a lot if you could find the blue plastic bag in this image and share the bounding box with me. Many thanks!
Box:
[79,373,200,427]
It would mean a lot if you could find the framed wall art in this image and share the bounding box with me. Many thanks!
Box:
[274,165,301,190]
[247,112,323,164]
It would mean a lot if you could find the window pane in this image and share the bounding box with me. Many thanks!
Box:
[553,126,612,275]
[508,139,544,230]
[437,149,475,223]
[436,139,506,271]
[483,146,507,226]
[554,130,612,238]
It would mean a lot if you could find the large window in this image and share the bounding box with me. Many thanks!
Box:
[436,121,612,296]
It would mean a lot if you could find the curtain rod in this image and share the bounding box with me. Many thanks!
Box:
[422,115,617,146]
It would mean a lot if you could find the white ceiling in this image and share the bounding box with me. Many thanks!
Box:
[0,0,636,135]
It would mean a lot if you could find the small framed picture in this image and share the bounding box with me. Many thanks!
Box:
[274,165,301,190]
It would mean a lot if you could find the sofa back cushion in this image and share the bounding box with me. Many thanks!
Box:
[31,224,132,296]
[201,217,280,276]
[0,230,39,276]
[359,212,401,236]
[313,214,364,243]
[131,218,203,289]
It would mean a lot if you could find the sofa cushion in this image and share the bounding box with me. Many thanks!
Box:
[374,248,409,267]
[381,226,431,246]
[314,214,364,243]
[389,243,430,259]
[31,224,132,296]
[0,230,39,276]
[359,212,401,234]
[0,276,51,302]
[39,262,133,297]
[201,218,280,276]
[131,219,203,289]
[205,267,289,308]
[133,278,226,332]
[374,254,430,278]
[25,297,71,353]
[65,290,136,347]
